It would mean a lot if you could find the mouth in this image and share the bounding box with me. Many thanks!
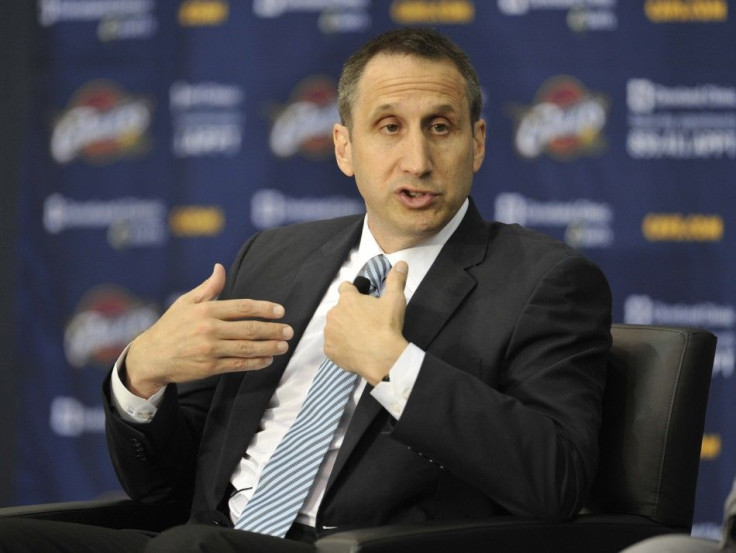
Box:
[397,188,438,208]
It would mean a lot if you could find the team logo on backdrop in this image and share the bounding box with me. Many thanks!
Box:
[38,0,158,41]
[50,81,153,165]
[644,0,728,22]
[64,286,159,370]
[170,80,245,158]
[43,194,168,249]
[494,192,614,249]
[269,76,339,160]
[390,0,475,24]
[250,189,363,229]
[178,0,229,26]
[627,78,736,159]
[623,294,735,379]
[498,0,618,32]
[253,0,371,33]
[642,213,724,242]
[510,76,609,160]
[169,206,226,237]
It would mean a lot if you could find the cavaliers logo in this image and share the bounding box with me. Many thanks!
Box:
[511,76,609,160]
[64,286,159,369]
[50,80,153,164]
[269,76,339,159]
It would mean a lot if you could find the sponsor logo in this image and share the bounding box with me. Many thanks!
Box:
[390,0,475,24]
[628,79,736,113]
[169,206,225,237]
[253,0,371,33]
[179,0,229,25]
[623,295,735,378]
[642,213,724,242]
[43,194,167,248]
[626,78,736,159]
[701,433,721,460]
[250,189,363,229]
[64,286,159,369]
[38,0,157,41]
[51,81,153,164]
[494,192,614,249]
[645,0,727,22]
[270,76,339,159]
[691,523,723,541]
[510,76,609,160]
[170,81,245,158]
[49,397,105,437]
[498,0,618,32]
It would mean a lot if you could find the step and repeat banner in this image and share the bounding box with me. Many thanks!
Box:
[14,0,736,537]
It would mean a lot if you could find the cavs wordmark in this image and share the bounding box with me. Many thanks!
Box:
[51,81,153,164]
[511,76,609,160]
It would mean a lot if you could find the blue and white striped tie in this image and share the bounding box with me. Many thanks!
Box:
[234,254,392,537]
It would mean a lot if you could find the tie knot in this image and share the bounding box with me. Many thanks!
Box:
[357,254,391,297]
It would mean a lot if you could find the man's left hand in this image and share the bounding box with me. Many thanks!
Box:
[324,261,410,386]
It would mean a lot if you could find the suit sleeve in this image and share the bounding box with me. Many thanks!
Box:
[103,234,259,504]
[390,254,612,521]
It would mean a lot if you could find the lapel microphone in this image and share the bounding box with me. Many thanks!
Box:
[353,276,371,295]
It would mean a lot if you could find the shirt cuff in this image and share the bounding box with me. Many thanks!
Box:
[370,343,424,419]
[110,344,166,424]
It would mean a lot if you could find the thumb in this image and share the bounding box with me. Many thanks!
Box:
[189,263,227,303]
[383,261,408,303]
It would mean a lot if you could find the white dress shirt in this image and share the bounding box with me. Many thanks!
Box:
[110,199,468,527]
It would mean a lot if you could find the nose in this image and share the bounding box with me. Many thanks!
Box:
[398,128,432,177]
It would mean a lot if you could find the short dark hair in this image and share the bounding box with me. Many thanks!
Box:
[337,28,482,129]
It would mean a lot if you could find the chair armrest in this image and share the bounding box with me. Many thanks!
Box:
[0,499,188,532]
[315,515,683,553]
[0,501,684,552]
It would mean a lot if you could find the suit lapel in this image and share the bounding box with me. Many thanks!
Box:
[213,217,364,492]
[326,202,491,492]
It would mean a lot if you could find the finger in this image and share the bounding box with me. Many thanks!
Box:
[383,261,408,302]
[189,263,227,304]
[209,298,287,321]
[216,356,275,373]
[216,319,294,341]
[338,280,359,295]
[214,338,289,360]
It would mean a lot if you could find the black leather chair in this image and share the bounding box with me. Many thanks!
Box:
[0,324,716,553]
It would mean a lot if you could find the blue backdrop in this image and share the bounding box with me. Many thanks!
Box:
[15,0,736,538]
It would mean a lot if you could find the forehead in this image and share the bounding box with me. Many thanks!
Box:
[355,54,468,116]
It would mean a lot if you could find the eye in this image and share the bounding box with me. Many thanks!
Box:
[430,122,450,134]
[382,123,400,134]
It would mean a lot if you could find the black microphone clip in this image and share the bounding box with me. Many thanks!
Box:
[353,275,371,295]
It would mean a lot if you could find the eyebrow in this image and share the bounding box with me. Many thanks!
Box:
[369,102,460,120]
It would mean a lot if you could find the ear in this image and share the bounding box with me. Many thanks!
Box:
[333,123,354,177]
[472,119,487,173]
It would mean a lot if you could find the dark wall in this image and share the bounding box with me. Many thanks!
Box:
[0,2,33,506]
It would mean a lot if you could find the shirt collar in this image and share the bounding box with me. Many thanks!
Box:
[357,199,469,300]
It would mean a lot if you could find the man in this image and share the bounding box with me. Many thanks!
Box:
[0,28,611,552]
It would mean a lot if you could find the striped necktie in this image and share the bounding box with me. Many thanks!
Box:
[234,254,392,537]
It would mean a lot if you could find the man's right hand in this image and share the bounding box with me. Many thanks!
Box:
[124,263,293,399]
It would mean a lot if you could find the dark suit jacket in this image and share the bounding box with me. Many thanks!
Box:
[104,200,612,536]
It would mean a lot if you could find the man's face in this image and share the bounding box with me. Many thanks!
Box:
[333,54,486,253]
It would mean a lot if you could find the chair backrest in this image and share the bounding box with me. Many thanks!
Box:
[587,324,716,529]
